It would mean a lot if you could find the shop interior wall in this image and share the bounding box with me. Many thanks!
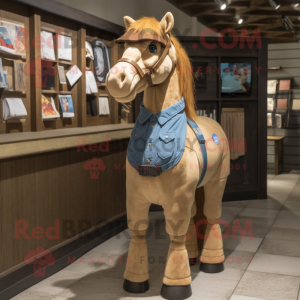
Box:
[268,42,300,171]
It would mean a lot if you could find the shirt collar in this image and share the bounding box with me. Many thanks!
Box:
[138,98,185,126]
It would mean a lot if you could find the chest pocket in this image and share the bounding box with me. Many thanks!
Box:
[128,129,145,155]
[157,132,176,160]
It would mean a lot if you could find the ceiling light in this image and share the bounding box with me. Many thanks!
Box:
[292,3,299,8]
[269,0,280,10]
[215,0,227,10]
[238,18,243,24]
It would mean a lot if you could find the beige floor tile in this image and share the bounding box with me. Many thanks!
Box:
[272,218,300,230]
[189,268,244,300]
[222,201,251,208]
[283,200,300,211]
[245,199,283,210]
[229,216,274,238]
[224,249,255,270]
[267,191,290,203]
[222,206,245,216]
[234,270,300,300]
[10,290,53,300]
[28,269,86,296]
[266,227,300,242]
[258,238,300,257]
[223,236,263,252]
[248,253,300,276]
[239,208,279,219]
[230,295,279,300]
[57,274,127,299]
[277,210,300,221]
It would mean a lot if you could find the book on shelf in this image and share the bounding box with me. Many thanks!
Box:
[275,114,282,128]
[267,113,272,127]
[66,65,82,87]
[58,66,66,84]
[59,94,74,118]
[0,25,15,54]
[42,95,60,119]
[0,57,8,88]
[42,65,56,88]
[58,35,72,61]
[267,98,274,111]
[89,99,98,116]
[3,98,27,121]
[85,41,94,60]
[41,30,56,61]
[86,71,98,94]
[14,62,26,90]
[279,79,291,91]
[0,19,26,56]
[99,97,110,115]
[3,69,12,90]
[277,99,288,110]
[267,80,277,94]
[292,99,300,110]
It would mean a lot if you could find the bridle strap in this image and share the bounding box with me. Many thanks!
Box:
[117,36,172,87]
[118,58,145,78]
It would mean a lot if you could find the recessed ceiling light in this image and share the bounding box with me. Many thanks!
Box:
[215,0,227,10]
[269,0,281,10]
[238,18,243,24]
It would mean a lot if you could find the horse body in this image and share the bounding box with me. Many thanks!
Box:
[106,12,230,300]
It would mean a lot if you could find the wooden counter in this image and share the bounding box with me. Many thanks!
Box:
[0,124,134,160]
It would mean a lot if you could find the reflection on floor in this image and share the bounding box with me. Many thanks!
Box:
[12,172,300,300]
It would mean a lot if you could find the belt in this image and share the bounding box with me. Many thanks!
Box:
[137,165,162,177]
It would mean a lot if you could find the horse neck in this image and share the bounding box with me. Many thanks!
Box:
[142,67,181,114]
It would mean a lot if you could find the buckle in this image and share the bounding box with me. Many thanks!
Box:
[137,165,162,177]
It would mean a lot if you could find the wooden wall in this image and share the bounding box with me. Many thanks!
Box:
[268,43,300,171]
[0,139,128,275]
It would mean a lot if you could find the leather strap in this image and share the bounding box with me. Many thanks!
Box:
[187,118,207,188]
[117,36,172,87]
[118,58,145,78]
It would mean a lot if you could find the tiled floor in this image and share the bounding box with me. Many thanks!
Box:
[12,172,300,300]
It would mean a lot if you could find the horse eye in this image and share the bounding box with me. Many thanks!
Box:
[149,44,157,53]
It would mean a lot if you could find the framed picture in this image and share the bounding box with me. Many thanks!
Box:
[14,62,26,91]
[59,94,74,118]
[58,66,66,84]
[0,25,15,54]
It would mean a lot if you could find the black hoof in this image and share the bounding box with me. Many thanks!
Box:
[161,283,192,300]
[200,262,224,273]
[189,257,196,266]
[123,279,149,293]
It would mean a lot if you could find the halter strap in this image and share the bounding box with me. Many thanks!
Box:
[117,36,172,87]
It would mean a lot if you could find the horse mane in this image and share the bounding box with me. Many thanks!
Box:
[126,16,197,121]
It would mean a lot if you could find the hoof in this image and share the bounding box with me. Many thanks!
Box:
[200,262,224,273]
[161,283,192,300]
[123,279,149,293]
[189,257,196,266]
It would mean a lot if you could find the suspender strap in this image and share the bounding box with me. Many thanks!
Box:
[187,118,207,187]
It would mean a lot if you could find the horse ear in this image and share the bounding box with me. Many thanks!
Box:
[124,16,136,29]
[160,12,174,35]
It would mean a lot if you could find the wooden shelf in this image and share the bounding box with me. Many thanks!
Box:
[3,118,26,124]
[1,89,26,94]
[58,60,73,66]
[59,91,73,94]
[42,90,57,94]
[97,83,106,87]
[99,94,110,97]
[0,49,26,60]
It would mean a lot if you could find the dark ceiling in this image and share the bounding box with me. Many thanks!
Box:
[167,0,300,43]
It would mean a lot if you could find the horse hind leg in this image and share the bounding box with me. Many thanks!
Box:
[186,200,198,266]
[200,178,227,273]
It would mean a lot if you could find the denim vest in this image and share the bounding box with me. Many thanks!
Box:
[127,98,187,172]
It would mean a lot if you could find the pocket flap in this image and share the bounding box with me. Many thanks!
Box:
[158,151,173,160]
[131,129,145,140]
[159,132,176,143]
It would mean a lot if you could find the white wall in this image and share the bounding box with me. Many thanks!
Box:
[55,0,208,36]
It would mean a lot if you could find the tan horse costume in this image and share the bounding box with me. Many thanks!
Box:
[106,12,230,300]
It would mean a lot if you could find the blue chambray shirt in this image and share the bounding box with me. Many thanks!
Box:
[127,97,187,172]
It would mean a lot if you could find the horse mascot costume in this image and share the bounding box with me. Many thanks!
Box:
[106,12,230,300]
